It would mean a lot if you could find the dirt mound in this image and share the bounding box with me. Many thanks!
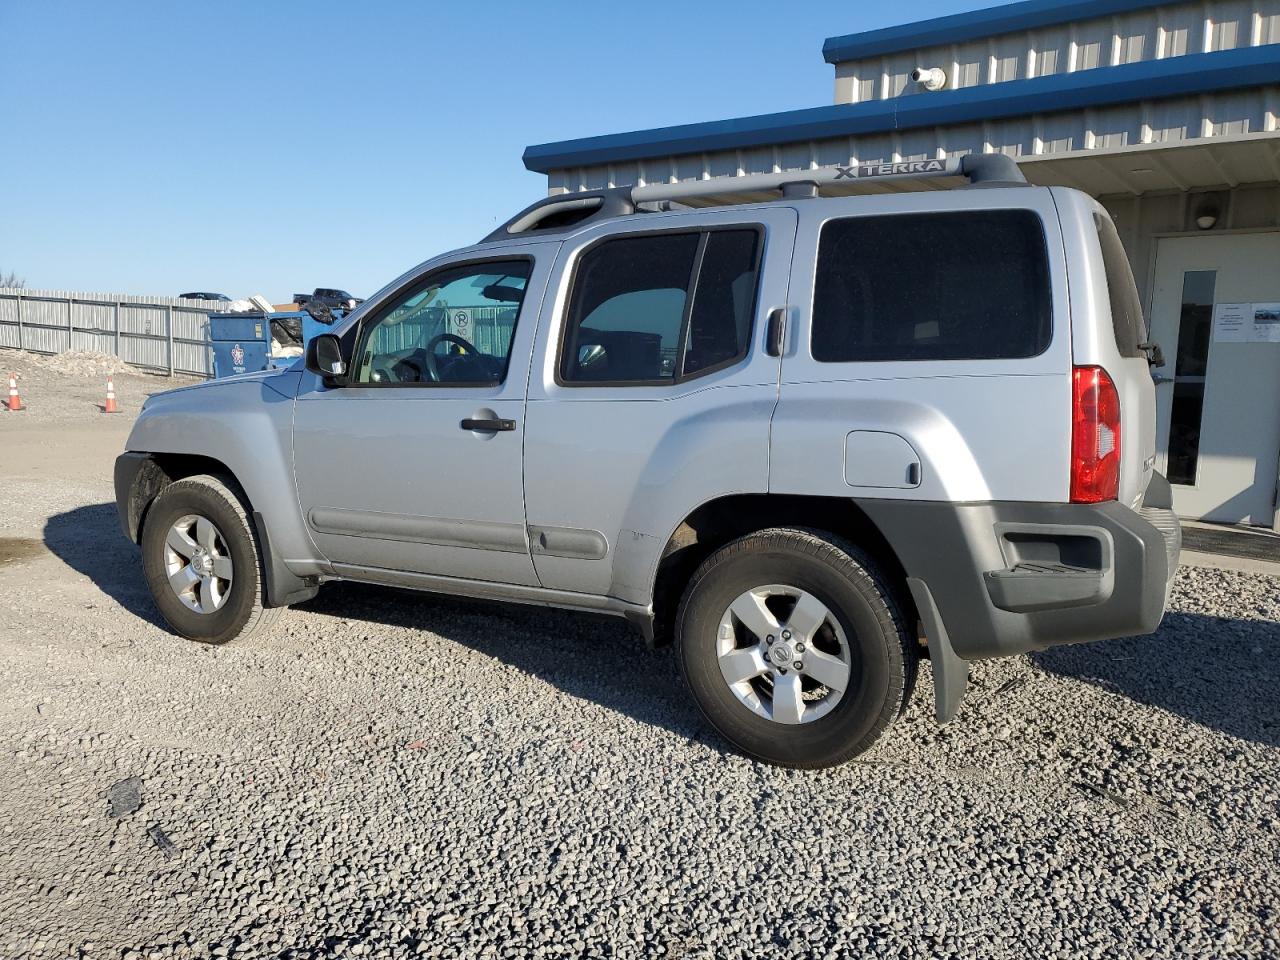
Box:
[25,350,138,379]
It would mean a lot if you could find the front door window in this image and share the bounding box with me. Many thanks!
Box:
[353,260,531,385]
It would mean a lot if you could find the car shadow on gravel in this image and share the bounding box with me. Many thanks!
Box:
[298,581,730,751]
[1033,610,1280,748]
[43,503,166,628]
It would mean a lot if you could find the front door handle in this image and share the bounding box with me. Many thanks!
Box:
[1152,375,1174,385]
[461,417,516,432]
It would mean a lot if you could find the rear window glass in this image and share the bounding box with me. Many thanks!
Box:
[1094,212,1147,358]
[811,210,1052,362]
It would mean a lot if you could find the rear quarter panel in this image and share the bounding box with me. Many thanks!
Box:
[1051,187,1156,508]
[772,187,1073,504]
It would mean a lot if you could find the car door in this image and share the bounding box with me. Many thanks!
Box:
[293,245,554,586]
[522,207,797,604]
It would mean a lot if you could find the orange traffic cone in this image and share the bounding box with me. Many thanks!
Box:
[6,373,22,411]
[104,376,118,414]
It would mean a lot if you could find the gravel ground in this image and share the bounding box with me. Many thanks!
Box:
[1,356,1278,959]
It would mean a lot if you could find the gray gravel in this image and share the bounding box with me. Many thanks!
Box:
[1,363,1278,959]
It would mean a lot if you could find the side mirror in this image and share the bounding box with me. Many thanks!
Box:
[305,334,347,382]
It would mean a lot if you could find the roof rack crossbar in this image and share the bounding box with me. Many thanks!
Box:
[482,153,1025,242]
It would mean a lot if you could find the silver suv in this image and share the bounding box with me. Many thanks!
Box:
[115,156,1180,768]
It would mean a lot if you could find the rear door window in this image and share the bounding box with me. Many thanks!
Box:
[1094,213,1148,358]
[811,210,1052,362]
[560,229,762,384]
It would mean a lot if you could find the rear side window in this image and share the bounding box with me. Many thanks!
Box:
[1094,213,1147,357]
[560,229,761,384]
[811,210,1052,362]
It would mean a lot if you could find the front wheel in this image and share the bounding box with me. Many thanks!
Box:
[676,527,915,768]
[140,474,280,644]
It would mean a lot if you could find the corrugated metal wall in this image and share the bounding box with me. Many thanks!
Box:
[0,288,220,377]
[547,85,1280,194]
[546,0,1280,194]
[833,0,1280,103]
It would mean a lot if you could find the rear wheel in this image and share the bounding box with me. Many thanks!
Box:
[140,474,279,644]
[676,527,915,768]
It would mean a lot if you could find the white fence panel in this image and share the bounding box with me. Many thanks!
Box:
[174,341,214,377]
[0,287,225,378]
[120,335,172,372]
[119,303,169,337]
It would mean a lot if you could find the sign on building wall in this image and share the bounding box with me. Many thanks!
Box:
[1212,302,1280,342]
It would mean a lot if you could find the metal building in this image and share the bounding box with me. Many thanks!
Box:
[523,0,1280,530]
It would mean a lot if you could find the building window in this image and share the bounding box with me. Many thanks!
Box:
[1166,270,1216,486]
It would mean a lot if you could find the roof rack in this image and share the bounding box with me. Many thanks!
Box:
[482,153,1026,243]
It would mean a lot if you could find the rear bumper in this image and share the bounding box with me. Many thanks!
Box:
[859,473,1180,661]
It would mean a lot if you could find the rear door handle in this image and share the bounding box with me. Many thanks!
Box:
[461,417,516,432]
[765,307,787,357]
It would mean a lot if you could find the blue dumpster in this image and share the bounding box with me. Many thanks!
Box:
[209,309,342,378]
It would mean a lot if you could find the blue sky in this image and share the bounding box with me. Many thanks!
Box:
[1,0,978,302]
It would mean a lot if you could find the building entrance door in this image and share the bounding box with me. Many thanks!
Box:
[1150,232,1280,527]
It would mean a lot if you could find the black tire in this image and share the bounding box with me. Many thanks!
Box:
[140,474,280,645]
[676,527,916,768]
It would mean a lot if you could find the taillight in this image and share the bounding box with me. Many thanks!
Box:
[1071,366,1121,503]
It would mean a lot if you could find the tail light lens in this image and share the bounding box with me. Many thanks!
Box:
[1071,365,1121,503]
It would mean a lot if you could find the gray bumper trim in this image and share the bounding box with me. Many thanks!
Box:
[857,476,1179,663]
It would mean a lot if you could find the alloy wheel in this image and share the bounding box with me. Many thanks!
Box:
[716,584,853,724]
[163,514,234,614]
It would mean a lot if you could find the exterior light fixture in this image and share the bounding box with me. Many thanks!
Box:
[911,67,947,91]
[1195,206,1219,230]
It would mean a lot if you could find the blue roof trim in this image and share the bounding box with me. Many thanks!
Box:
[822,0,1170,64]
[523,45,1280,174]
